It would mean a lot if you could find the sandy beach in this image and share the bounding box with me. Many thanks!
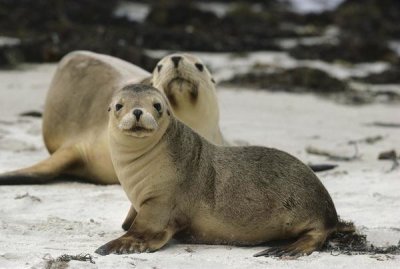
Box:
[0,57,399,268]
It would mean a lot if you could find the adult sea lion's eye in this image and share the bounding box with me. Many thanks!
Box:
[195,63,204,72]
[153,103,162,112]
[115,104,123,111]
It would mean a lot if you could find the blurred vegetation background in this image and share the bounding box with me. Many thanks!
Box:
[1,0,399,104]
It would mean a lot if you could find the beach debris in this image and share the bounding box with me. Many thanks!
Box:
[14,192,41,202]
[348,135,383,145]
[369,122,400,128]
[19,110,43,118]
[184,247,195,253]
[378,150,397,160]
[378,149,399,172]
[308,164,338,172]
[306,144,360,161]
[57,254,95,264]
[42,253,95,269]
[325,232,400,256]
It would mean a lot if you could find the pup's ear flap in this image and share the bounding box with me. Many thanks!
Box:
[167,109,171,116]
[107,107,111,112]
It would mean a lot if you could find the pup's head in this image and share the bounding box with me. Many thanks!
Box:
[108,84,171,139]
[152,53,216,109]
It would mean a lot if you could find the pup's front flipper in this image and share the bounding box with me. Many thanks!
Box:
[96,199,177,255]
[121,205,137,231]
[95,235,150,255]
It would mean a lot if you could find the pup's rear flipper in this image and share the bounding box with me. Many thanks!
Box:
[254,229,328,258]
[336,220,355,233]
[0,146,82,185]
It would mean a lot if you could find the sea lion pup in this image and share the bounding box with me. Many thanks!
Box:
[0,51,226,185]
[95,84,354,257]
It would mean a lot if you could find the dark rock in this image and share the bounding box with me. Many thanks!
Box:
[289,41,398,63]
[139,25,281,52]
[0,0,333,65]
[353,66,400,84]
[221,1,324,38]
[0,45,23,68]
[378,150,397,160]
[0,0,121,33]
[141,2,285,52]
[192,0,271,3]
[7,26,159,72]
[223,66,400,104]
[333,0,400,40]
[0,0,160,71]
[223,67,348,93]
[4,0,398,68]
[145,3,219,27]
[289,0,400,63]
[0,0,288,66]
[140,1,327,52]
[291,11,333,27]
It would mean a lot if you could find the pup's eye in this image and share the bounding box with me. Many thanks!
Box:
[115,104,123,111]
[153,103,162,112]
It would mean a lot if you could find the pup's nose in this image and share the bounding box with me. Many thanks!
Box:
[133,109,143,120]
[171,56,182,68]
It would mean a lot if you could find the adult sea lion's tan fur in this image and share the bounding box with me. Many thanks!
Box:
[0,51,225,185]
[152,53,225,145]
[95,84,354,257]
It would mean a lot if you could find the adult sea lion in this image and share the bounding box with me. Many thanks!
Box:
[0,51,225,184]
[152,53,226,145]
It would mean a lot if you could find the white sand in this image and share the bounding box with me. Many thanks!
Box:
[0,62,399,268]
